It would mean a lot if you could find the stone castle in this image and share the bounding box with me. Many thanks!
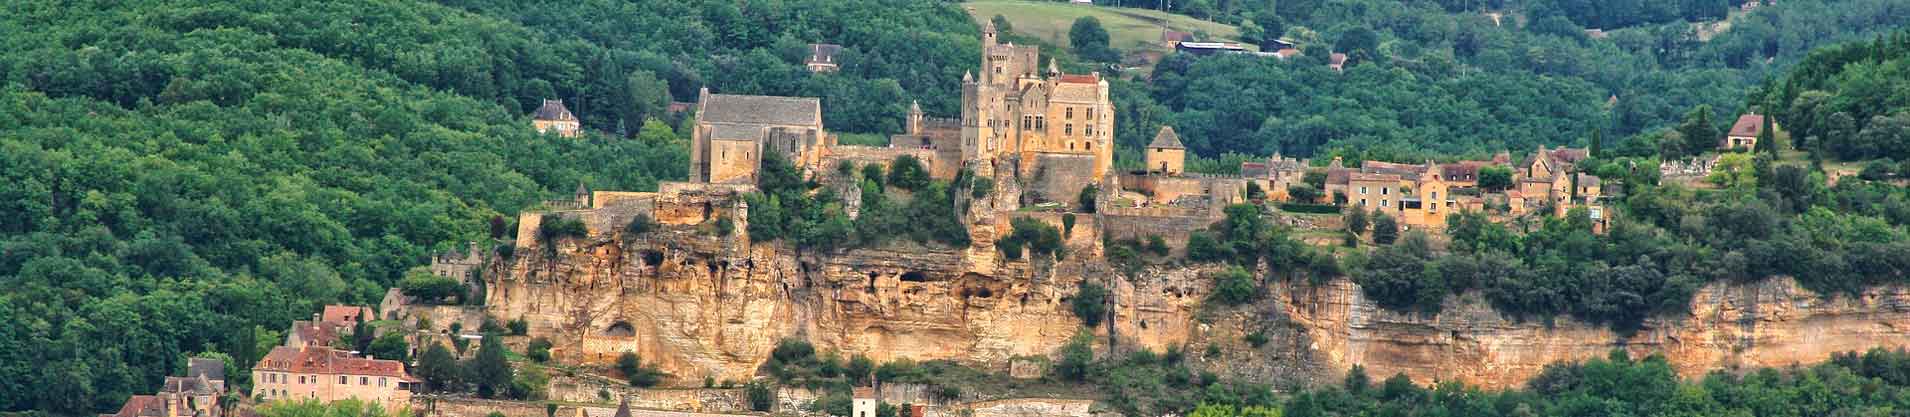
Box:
[687,20,1116,205]
[481,29,1657,391]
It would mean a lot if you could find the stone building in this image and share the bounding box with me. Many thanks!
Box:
[252,345,416,408]
[1723,113,1764,151]
[1145,126,1186,175]
[805,43,844,73]
[689,89,826,184]
[103,358,228,417]
[852,387,878,417]
[533,99,582,138]
[963,20,1116,184]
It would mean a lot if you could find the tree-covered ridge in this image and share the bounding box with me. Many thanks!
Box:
[1764,32,1910,161]
[0,0,687,412]
[1106,0,1910,167]
[431,0,984,134]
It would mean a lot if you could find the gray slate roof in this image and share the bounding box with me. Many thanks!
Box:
[701,94,821,127]
[708,124,766,141]
[187,357,225,382]
[533,99,576,121]
[1148,126,1185,149]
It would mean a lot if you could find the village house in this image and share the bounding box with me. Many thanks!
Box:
[531,99,582,138]
[1723,113,1765,151]
[251,345,416,408]
[852,387,879,417]
[804,43,844,73]
[284,318,347,347]
[322,305,373,326]
[102,358,228,417]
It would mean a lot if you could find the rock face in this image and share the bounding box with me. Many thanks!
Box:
[485,227,1117,385]
[489,224,1910,390]
[1270,276,1910,389]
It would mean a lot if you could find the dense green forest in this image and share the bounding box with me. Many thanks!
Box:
[2,0,1909,414]
[1092,0,1909,165]
[0,0,974,413]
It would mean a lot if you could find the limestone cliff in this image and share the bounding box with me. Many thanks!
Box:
[489,225,1910,390]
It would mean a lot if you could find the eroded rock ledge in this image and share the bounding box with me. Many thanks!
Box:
[488,228,1910,389]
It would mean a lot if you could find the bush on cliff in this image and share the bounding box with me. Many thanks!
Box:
[1071,281,1110,327]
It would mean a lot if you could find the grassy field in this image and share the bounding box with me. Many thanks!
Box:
[964,0,1246,52]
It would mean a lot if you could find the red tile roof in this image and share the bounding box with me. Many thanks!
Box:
[322,305,370,324]
[1729,114,1764,138]
[111,395,163,417]
[257,346,414,380]
[1058,74,1099,84]
[853,387,877,399]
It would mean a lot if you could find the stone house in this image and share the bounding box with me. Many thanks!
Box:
[1144,126,1186,175]
[805,43,844,73]
[532,99,582,138]
[252,345,416,408]
[321,305,373,325]
[1723,113,1764,151]
[284,318,346,347]
[103,358,228,417]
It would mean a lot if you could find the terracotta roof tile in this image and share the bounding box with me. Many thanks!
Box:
[322,305,370,323]
[1729,114,1764,138]
[256,346,413,380]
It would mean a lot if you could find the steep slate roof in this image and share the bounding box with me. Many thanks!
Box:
[708,124,766,141]
[186,357,225,382]
[290,320,344,346]
[806,43,844,64]
[532,99,577,121]
[161,375,224,395]
[1728,114,1764,137]
[700,94,822,127]
[256,346,413,379]
[1148,126,1185,149]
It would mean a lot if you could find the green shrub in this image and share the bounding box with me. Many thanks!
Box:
[1244,331,1269,347]
[526,337,553,362]
[1208,267,1258,305]
[1071,281,1109,327]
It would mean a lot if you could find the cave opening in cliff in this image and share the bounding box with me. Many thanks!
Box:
[640,250,664,267]
[605,321,635,337]
[901,271,929,282]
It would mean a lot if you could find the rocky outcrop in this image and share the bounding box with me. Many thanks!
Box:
[1258,276,1910,389]
[490,221,1910,390]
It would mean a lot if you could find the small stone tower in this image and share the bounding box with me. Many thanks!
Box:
[907,100,924,136]
[1145,126,1186,175]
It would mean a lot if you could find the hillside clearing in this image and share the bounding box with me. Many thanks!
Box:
[964,0,1247,52]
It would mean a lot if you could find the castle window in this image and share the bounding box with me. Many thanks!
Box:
[1382,199,1389,207]
[1085,125,1094,137]
[1064,124,1072,136]
[1036,116,1045,129]
[1085,142,1092,150]
[1066,107,1073,119]
[1087,108,1095,119]
[1360,186,1368,195]
[1382,187,1389,195]
[1360,199,1367,207]
[1022,116,1031,129]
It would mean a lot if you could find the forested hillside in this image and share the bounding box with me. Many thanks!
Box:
[1092,0,1909,165]
[0,0,974,413]
[1,0,1907,414]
